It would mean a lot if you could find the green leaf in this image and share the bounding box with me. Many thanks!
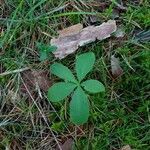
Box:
[81,79,105,93]
[50,63,77,83]
[75,52,95,82]
[48,82,77,102]
[70,87,89,125]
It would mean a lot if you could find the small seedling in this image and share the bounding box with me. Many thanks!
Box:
[36,42,57,61]
[48,52,105,125]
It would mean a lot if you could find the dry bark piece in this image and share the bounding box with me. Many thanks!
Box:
[58,23,83,37]
[51,20,117,59]
[111,55,123,78]
[96,20,117,40]
[120,145,132,150]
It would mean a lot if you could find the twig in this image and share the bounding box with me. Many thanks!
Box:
[0,67,29,76]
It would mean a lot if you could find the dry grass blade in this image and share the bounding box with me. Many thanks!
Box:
[0,67,30,76]
[20,77,62,150]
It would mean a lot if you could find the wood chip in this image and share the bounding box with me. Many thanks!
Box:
[51,20,117,59]
[111,55,123,78]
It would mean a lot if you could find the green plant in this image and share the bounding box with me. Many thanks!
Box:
[48,52,105,125]
[36,42,57,61]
